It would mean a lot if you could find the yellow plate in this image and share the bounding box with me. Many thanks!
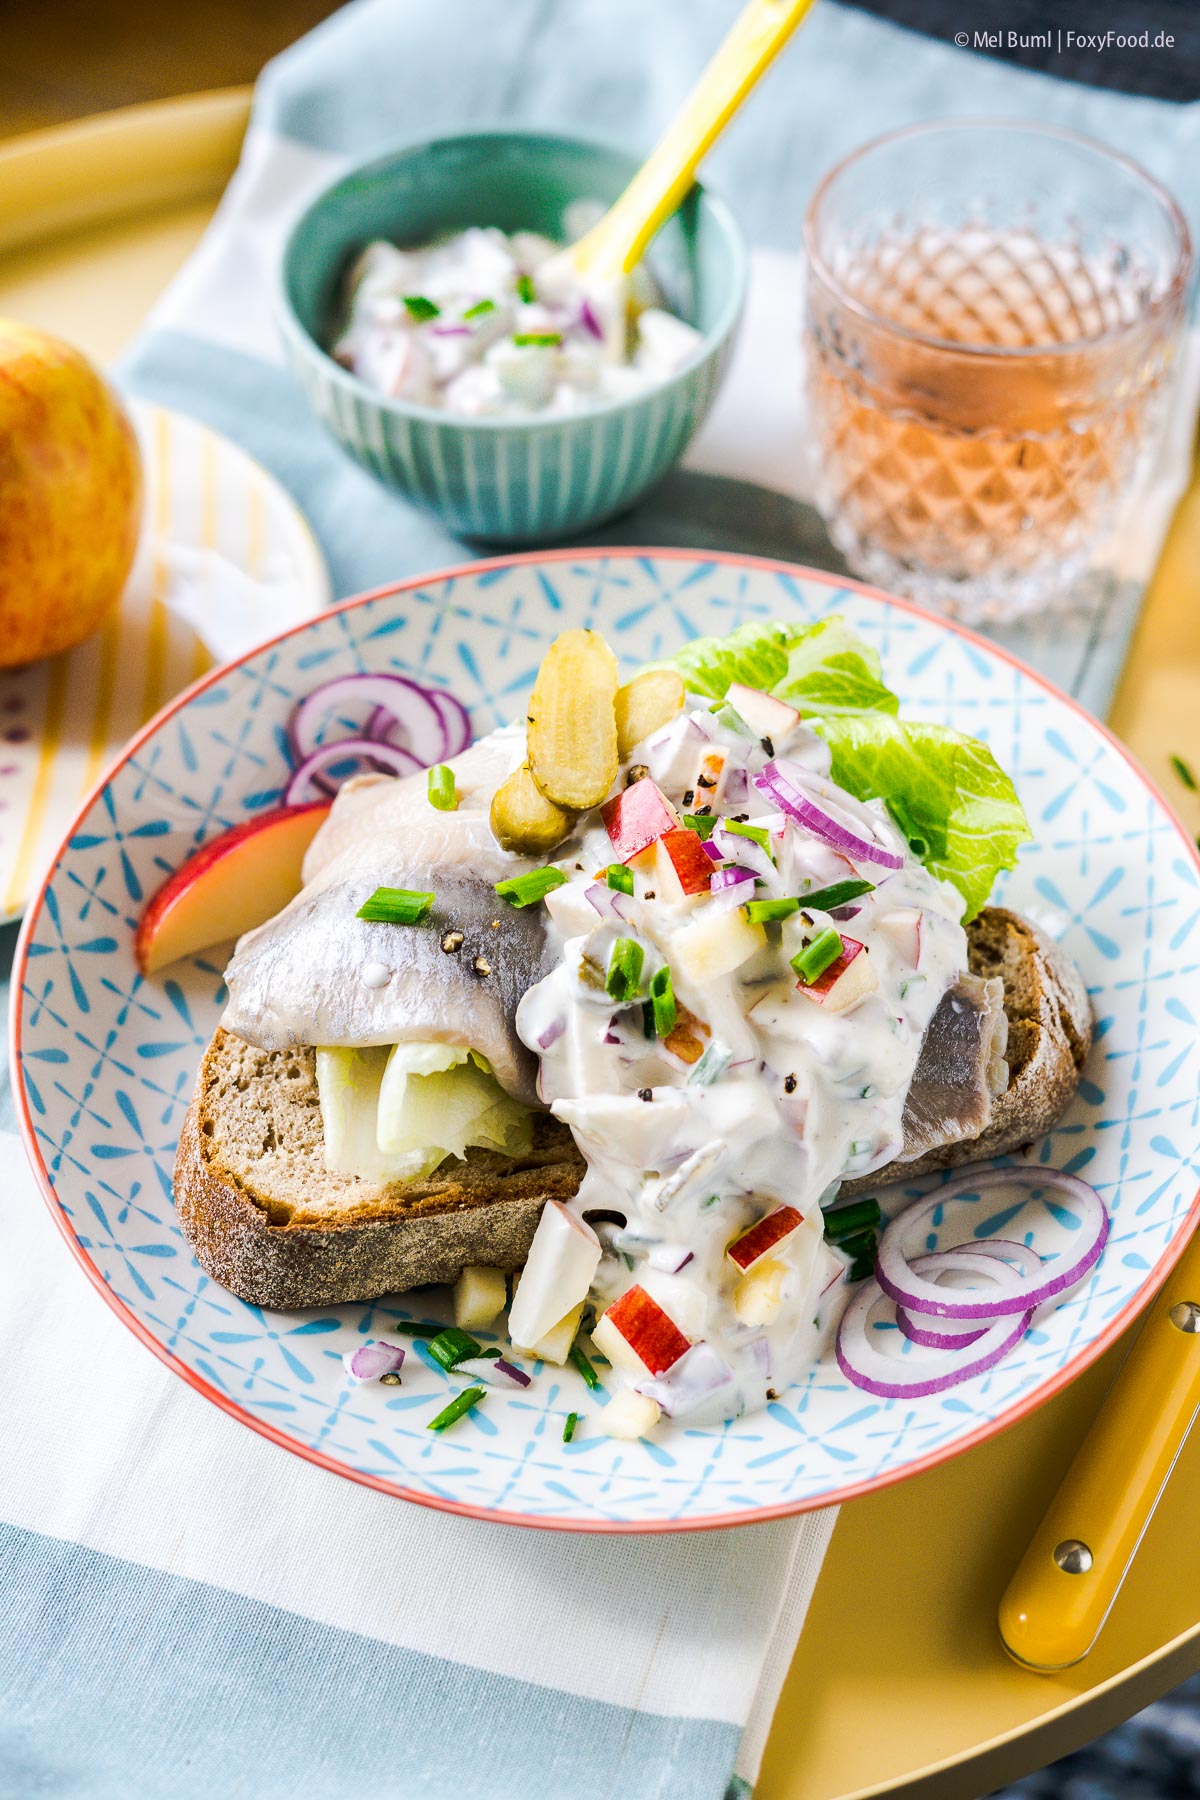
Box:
[3,89,1200,1800]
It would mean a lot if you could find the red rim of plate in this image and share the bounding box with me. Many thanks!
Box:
[11,547,1200,1535]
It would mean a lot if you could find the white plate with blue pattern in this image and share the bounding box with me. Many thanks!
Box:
[13,551,1200,1532]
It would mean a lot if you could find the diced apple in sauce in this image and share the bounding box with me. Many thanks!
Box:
[592,1284,691,1376]
[506,1201,601,1351]
[733,1258,788,1327]
[134,800,332,975]
[654,826,714,901]
[691,744,728,809]
[523,1299,586,1366]
[725,682,801,745]
[877,907,922,968]
[797,936,878,1014]
[727,1204,805,1272]
[673,906,766,985]
[600,1389,662,1440]
[453,1265,508,1331]
[602,776,679,863]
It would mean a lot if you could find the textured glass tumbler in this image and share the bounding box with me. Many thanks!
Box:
[803,122,1191,622]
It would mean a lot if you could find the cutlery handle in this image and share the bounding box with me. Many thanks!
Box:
[577,0,818,278]
[999,1229,1200,1671]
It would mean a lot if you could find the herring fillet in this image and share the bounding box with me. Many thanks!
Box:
[221,729,555,1107]
[896,972,1009,1163]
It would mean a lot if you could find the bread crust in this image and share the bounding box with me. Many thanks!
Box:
[174,907,1092,1306]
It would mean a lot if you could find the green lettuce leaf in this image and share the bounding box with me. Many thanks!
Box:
[815,714,1032,921]
[653,612,1030,918]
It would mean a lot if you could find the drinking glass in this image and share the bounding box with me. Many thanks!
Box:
[803,121,1192,622]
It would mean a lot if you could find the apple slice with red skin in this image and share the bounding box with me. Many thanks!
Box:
[797,935,878,1014]
[135,800,331,975]
[727,1204,805,1272]
[602,777,679,863]
[725,682,800,744]
[593,1284,691,1376]
[655,826,714,899]
[877,907,922,967]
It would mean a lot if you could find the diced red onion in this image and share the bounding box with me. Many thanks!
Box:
[876,1170,1108,1320]
[837,1265,1033,1398]
[722,767,749,806]
[585,881,634,923]
[710,822,775,884]
[432,324,472,337]
[536,1016,566,1050]
[579,298,604,341]
[291,673,447,770]
[344,1339,406,1384]
[635,1343,736,1419]
[647,1243,695,1274]
[701,839,723,863]
[755,760,904,870]
[708,866,756,912]
[285,738,424,806]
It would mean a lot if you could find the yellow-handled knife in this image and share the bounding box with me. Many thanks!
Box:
[999,1228,1200,1671]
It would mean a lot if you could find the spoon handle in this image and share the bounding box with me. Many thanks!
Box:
[571,0,819,280]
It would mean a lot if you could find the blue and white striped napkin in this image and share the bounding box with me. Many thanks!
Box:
[6,4,1200,1796]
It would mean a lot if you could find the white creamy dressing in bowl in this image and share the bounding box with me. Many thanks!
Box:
[515,700,970,1425]
[332,207,704,417]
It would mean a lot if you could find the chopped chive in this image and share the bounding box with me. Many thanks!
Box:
[513,331,562,347]
[791,927,843,985]
[847,1256,875,1284]
[823,1197,881,1243]
[606,863,635,894]
[494,866,567,908]
[688,1040,732,1086]
[390,1321,442,1338]
[569,1342,601,1390]
[515,273,536,303]
[724,818,774,857]
[463,298,496,320]
[682,812,716,840]
[1171,754,1197,792]
[563,1411,580,1443]
[800,877,875,912]
[650,964,677,1037]
[426,1327,484,1371]
[606,937,645,1002]
[427,764,457,811]
[837,1229,878,1267]
[428,1386,486,1431]
[357,886,435,925]
[743,896,800,923]
[403,294,440,321]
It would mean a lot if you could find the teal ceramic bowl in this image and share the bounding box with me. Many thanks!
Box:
[278,132,747,543]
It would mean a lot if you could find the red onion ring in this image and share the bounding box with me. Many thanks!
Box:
[892,1244,1040,1347]
[291,673,447,769]
[285,737,424,806]
[754,760,904,870]
[837,1259,1033,1398]
[877,1169,1108,1320]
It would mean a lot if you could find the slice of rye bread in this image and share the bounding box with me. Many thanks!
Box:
[175,906,1092,1308]
[175,1031,585,1310]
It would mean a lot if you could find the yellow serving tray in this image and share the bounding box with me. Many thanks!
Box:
[2,89,1199,1800]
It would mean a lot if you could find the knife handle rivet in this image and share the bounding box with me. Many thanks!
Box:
[1053,1538,1093,1574]
[1169,1300,1200,1334]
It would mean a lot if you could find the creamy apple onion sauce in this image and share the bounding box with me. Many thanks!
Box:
[515,701,969,1425]
[333,208,704,417]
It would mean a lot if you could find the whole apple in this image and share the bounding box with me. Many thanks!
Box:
[0,319,143,667]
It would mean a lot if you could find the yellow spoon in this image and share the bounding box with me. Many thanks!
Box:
[552,0,820,289]
[999,1227,1200,1670]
